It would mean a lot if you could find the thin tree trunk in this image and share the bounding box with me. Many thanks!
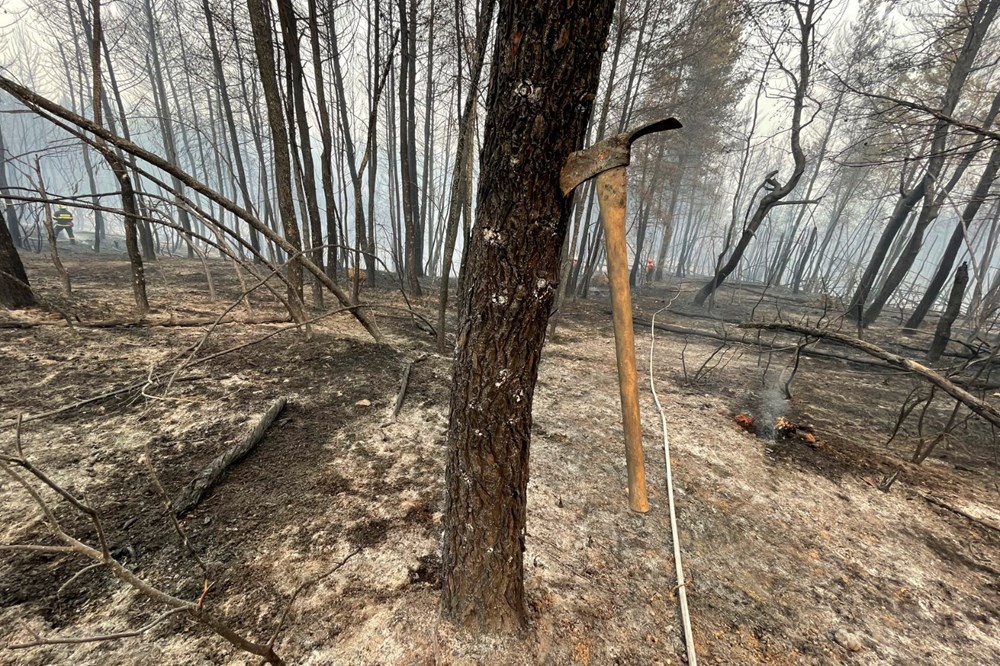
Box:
[905,118,1000,328]
[366,0,381,284]
[437,0,495,352]
[419,0,437,278]
[652,154,684,282]
[141,0,194,258]
[34,159,71,296]
[970,198,1000,318]
[397,0,422,295]
[307,0,339,281]
[0,123,24,251]
[203,0,262,257]
[791,224,817,293]
[247,0,305,323]
[693,0,817,306]
[0,122,33,307]
[86,0,148,312]
[848,0,1000,320]
[928,263,969,362]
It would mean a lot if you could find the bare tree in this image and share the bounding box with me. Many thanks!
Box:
[693,0,825,306]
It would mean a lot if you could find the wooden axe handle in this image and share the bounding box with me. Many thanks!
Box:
[596,166,649,513]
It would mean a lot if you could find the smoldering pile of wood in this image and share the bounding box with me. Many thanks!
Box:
[734,412,817,445]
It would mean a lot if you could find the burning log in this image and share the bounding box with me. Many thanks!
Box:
[734,413,817,445]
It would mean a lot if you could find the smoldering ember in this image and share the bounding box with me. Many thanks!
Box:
[1,0,998,663]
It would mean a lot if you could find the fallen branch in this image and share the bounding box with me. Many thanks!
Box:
[392,362,415,422]
[739,322,1000,430]
[0,443,285,664]
[10,608,186,649]
[920,493,1000,534]
[0,375,206,429]
[389,354,428,422]
[174,397,288,516]
[0,315,291,329]
[632,317,896,370]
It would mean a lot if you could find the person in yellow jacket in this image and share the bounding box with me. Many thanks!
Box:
[53,206,76,243]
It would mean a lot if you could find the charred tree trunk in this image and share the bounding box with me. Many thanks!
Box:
[0,134,33,306]
[906,136,1000,329]
[366,0,381,284]
[142,0,194,258]
[693,0,816,306]
[309,0,339,280]
[652,155,684,282]
[247,0,305,322]
[203,0,263,258]
[0,124,23,251]
[328,2,369,288]
[277,0,326,309]
[437,0,496,353]
[419,0,437,277]
[86,0,148,312]
[928,263,969,362]
[848,0,1000,320]
[791,224,817,293]
[441,0,614,632]
[397,0,422,295]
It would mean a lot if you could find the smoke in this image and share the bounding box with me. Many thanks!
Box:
[756,372,789,441]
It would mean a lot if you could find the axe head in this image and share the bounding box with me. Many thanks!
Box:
[560,117,682,196]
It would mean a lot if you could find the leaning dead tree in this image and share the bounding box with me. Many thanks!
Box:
[0,75,383,343]
[693,0,824,306]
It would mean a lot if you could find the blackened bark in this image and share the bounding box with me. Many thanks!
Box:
[905,132,1000,329]
[0,124,22,250]
[247,0,305,322]
[791,225,817,293]
[652,153,684,282]
[141,0,194,258]
[693,0,816,306]
[441,0,615,632]
[928,263,969,362]
[276,0,325,308]
[397,0,422,295]
[309,0,338,280]
[204,0,263,257]
[87,0,148,312]
[847,0,1000,320]
[0,191,33,307]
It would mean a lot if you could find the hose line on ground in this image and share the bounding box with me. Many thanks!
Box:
[649,304,697,666]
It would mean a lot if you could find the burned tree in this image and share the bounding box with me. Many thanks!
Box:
[0,210,34,309]
[441,0,615,632]
[692,0,823,306]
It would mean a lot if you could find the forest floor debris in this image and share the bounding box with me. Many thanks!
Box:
[1,254,998,665]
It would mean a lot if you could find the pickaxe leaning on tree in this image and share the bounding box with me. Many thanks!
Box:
[560,117,682,513]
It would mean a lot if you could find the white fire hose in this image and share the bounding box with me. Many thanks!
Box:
[649,305,697,666]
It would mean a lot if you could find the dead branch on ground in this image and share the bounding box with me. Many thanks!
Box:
[174,397,288,516]
[0,315,291,329]
[1,419,286,664]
